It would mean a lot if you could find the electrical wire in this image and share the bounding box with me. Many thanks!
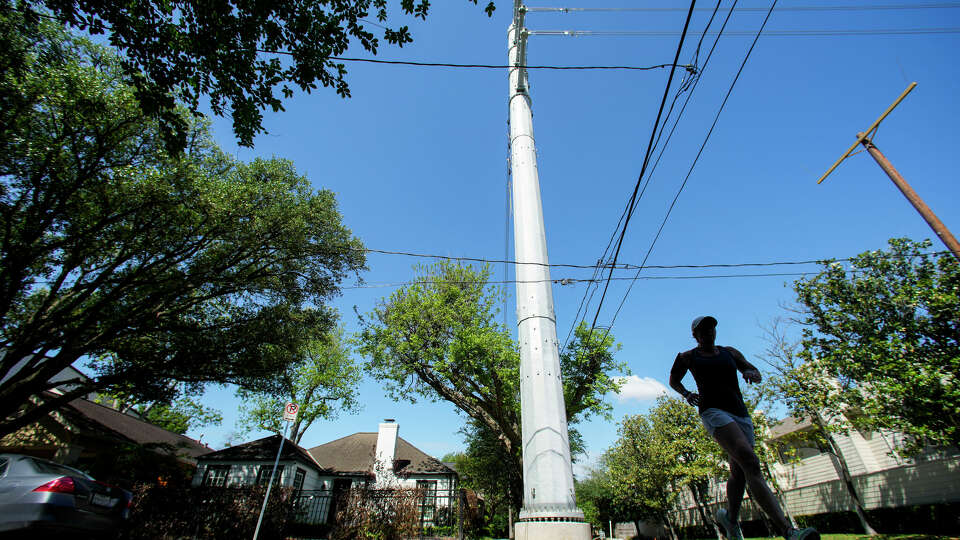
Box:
[527,3,960,13]
[635,0,739,220]
[357,247,953,271]
[528,28,960,37]
[561,0,727,352]
[342,271,818,290]
[257,50,694,71]
[588,0,700,332]
[560,202,631,350]
[344,246,954,291]
[602,0,780,340]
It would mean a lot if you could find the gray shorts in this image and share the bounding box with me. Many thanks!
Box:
[700,408,755,447]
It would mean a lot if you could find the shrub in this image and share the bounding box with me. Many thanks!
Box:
[123,484,295,540]
[330,487,425,540]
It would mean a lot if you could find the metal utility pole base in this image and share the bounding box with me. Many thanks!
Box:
[515,521,591,540]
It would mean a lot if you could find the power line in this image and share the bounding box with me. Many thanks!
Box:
[603,0,780,340]
[258,51,694,71]
[562,0,729,352]
[344,249,955,290]
[636,0,738,220]
[342,271,818,290]
[357,247,952,271]
[589,0,699,332]
[580,0,738,344]
[528,28,960,37]
[527,3,960,13]
[11,7,691,71]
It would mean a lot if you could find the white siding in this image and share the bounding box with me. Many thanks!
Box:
[192,458,324,488]
[666,420,960,529]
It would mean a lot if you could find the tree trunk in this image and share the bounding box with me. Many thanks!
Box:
[689,483,722,540]
[815,417,878,535]
[661,511,679,540]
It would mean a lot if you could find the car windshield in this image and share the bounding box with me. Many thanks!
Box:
[0,458,7,476]
[28,457,89,479]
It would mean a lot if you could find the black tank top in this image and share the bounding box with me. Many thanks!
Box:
[689,347,748,417]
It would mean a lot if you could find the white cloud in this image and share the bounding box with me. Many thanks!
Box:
[615,375,670,402]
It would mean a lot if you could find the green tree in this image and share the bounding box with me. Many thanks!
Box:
[355,261,626,512]
[574,468,620,536]
[8,0,495,150]
[602,412,679,540]
[760,319,878,534]
[96,383,223,435]
[602,396,726,540]
[649,396,726,540]
[0,13,365,437]
[236,325,362,444]
[793,238,959,453]
[442,422,517,538]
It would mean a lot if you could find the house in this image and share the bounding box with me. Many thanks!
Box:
[192,433,328,492]
[307,419,457,493]
[307,419,459,528]
[0,395,211,464]
[191,420,460,530]
[0,395,211,486]
[663,414,960,534]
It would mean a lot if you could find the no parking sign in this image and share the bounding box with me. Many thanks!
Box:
[282,402,299,422]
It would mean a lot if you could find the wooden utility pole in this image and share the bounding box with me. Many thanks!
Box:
[857,133,960,263]
[818,82,960,263]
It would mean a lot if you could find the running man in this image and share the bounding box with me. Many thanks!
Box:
[669,315,819,540]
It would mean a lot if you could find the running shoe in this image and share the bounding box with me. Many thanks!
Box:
[715,508,744,540]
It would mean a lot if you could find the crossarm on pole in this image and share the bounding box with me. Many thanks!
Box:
[817,81,917,185]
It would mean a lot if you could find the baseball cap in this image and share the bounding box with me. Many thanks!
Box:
[691,316,718,332]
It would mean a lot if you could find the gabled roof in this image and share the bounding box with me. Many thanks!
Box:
[64,398,211,460]
[308,433,455,476]
[199,434,326,472]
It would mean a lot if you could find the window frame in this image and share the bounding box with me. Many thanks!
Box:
[256,464,285,486]
[293,467,306,492]
[202,464,231,487]
[416,479,438,523]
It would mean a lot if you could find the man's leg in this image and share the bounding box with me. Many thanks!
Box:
[726,457,746,520]
[712,422,790,535]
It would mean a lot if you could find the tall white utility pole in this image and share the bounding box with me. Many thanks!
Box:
[508,2,590,539]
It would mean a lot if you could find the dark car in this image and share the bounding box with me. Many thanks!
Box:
[0,453,131,537]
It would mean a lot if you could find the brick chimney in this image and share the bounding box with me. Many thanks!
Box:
[375,419,399,486]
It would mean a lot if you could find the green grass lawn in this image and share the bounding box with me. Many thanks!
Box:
[745,534,957,540]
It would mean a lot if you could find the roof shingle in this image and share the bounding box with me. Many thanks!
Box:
[66,398,211,460]
[308,433,454,476]
[199,434,325,471]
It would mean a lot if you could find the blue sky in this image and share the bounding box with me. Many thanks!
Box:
[185,1,960,474]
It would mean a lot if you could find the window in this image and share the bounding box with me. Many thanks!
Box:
[203,465,230,487]
[257,465,284,486]
[0,458,7,477]
[293,468,306,492]
[417,480,438,523]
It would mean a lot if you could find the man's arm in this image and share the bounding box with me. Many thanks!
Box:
[669,352,700,406]
[725,346,762,384]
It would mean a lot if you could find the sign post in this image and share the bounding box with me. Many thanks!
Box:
[252,402,297,540]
